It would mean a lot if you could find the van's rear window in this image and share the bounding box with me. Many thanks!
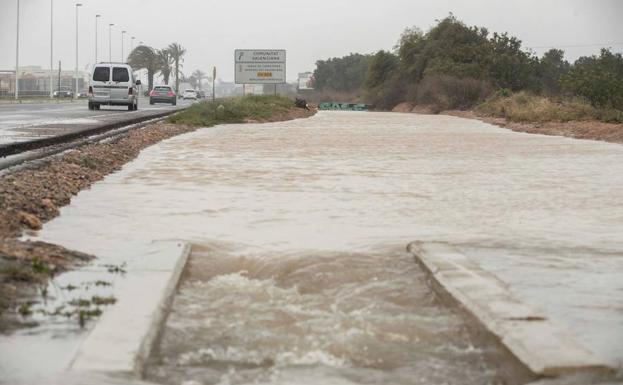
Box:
[93,67,110,82]
[112,67,130,82]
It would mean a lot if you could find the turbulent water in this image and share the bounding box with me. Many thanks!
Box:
[146,246,501,385]
[29,111,623,384]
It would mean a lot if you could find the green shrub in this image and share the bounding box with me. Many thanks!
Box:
[412,75,493,113]
[475,92,623,123]
[168,95,294,127]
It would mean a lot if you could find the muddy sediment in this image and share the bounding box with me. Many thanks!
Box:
[0,106,316,321]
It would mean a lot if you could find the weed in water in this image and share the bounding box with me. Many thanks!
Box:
[31,259,51,276]
[103,263,127,275]
[78,308,102,328]
[69,298,92,307]
[18,303,32,317]
[91,295,116,306]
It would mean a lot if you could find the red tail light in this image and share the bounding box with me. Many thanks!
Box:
[167,91,175,97]
[149,90,156,97]
[128,87,133,95]
[88,86,93,96]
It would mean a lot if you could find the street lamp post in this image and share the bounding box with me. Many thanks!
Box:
[108,23,114,62]
[50,0,53,98]
[15,0,20,100]
[95,14,100,64]
[130,36,135,54]
[74,3,82,99]
[121,30,126,62]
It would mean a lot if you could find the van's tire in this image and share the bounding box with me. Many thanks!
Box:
[95,104,100,110]
[128,104,133,111]
[172,100,176,106]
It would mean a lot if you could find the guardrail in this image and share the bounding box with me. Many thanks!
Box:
[0,109,181,158]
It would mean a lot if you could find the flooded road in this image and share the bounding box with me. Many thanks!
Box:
[24,111,623,383]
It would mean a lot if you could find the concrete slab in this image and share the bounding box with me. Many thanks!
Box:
[69,242,191,377]
[407,241,613,378]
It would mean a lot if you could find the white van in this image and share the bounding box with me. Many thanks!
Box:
[88,63,141,111]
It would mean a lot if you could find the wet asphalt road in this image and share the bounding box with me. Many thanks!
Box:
[0,98,195,144]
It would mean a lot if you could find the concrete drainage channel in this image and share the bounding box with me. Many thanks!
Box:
[407,242,615,384]
[58,244,192,385]
[44,242,614,385]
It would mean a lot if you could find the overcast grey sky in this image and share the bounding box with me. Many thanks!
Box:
[1,0,622,82]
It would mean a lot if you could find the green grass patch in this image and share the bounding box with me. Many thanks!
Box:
[168,95,294,127]
[0,265,45,282]
[475,91,623,123]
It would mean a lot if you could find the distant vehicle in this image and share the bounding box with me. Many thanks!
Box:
[183,89,197,100]
[77,91,89,99]
[53,88,73,98]
[149,85,177,106]
[88,62,141,111]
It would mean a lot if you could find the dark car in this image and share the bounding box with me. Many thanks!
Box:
[149,85,176,105]
[53,88,73,98]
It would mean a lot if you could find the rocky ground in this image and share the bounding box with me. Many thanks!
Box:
[0,105,316,327]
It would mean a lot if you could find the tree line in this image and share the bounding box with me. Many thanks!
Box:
[312,15,623,113]
[127,43,209,94]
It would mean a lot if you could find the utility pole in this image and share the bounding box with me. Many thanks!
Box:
[58,61,61,94]
[15,0,20,100]
[50,0,54,98]
[108,24,114,62]
[212,66,216,102]
[75,3,82,99]
[95,14,100,64]
[121,30,126,62]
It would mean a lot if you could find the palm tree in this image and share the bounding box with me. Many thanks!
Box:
[191,69,206,89]
[188,75,198,90]
[167,43,186,95]
[157,49,174,85]
[127,45,162,91]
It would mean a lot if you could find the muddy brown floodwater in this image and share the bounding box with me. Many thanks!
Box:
[146,246,504,385]
[21,111,623,385]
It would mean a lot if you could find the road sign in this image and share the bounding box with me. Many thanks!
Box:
[235,49,286,84]
[298,72,314,90]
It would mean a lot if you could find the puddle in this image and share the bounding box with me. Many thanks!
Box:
[5,111,622,383]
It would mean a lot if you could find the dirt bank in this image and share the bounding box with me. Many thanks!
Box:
[0,105,316,323]
[443,110,623,145]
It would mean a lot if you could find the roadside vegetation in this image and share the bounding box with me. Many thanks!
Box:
[476,92,623,123]
[168,95,295,126]
[310,14,623,123]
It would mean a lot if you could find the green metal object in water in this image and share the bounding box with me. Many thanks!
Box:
[319,102,370,111]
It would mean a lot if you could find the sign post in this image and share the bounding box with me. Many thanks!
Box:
[234,50,286,95]
[212,66,216,102]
